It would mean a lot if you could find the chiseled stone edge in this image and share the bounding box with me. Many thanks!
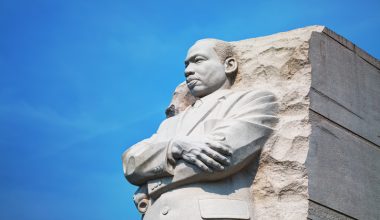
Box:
[308,200,358,220]
[321,27,380,70]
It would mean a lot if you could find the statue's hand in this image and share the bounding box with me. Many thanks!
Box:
[171,136,231,172]
[133,185,149,214]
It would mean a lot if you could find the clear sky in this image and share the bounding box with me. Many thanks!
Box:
[0,0,379,219]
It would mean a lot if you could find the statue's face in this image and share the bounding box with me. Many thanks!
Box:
[184,41,227,98]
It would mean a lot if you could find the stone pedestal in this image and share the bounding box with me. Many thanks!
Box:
[228,26,379,220]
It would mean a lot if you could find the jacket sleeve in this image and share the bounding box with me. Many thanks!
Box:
[122,118,176,186]
[147,90,279,198]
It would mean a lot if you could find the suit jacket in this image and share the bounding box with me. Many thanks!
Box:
[122,89,278,220]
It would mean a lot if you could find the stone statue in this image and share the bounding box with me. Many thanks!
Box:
[122,38,279,219]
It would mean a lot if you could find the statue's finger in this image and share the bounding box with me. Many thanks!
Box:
[207,140,232,156]
[198,153,224,170]
[183,154,213,172]
[203,148,230,166]
[194,159,213,172]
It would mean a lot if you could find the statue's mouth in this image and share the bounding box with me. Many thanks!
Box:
[186,79,198,89]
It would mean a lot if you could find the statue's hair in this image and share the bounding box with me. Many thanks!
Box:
[195,38,235,62]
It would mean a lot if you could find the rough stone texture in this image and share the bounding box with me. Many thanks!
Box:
[166,26,379,219]
[165,82,197,118]
[230,26,324,220]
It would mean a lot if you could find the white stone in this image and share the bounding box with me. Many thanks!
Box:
[122,26,380,220]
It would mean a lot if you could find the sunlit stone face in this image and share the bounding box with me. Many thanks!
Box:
[184,41,227,98]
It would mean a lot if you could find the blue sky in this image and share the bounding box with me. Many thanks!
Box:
[0,0,379,219]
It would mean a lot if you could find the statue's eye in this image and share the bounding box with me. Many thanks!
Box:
[195,57,205,63]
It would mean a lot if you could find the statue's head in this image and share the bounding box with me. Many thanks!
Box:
[184,39,237,98]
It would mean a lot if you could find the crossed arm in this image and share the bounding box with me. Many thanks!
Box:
[123,90,278,197]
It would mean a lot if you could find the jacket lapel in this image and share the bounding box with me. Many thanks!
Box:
[178,90,232,136]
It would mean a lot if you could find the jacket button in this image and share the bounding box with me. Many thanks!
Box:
[161,206,170,215]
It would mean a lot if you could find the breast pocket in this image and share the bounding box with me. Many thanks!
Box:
[198,198,250,219]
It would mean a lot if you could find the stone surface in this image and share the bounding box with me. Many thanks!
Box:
[230,26,322,219]
[308,200,356,220]
[123,26,380,219]
[307,29,380,220]
[123,39,279,220]
[309,31,380,146]
[228,26,379,219]
[165,82,197,118]
[307,112,380,220]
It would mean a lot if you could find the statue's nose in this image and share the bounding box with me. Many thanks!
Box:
[185,68,194,78]
[185,65,195,77]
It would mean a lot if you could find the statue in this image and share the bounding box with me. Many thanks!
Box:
[122,38,279,219]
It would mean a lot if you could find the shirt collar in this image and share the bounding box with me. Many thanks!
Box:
[192,89,232,108]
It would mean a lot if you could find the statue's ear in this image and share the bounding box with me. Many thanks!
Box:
[224,57,238,76]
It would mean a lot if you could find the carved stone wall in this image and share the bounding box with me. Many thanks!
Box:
[231,26,320,220]
[169,26,380,219]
